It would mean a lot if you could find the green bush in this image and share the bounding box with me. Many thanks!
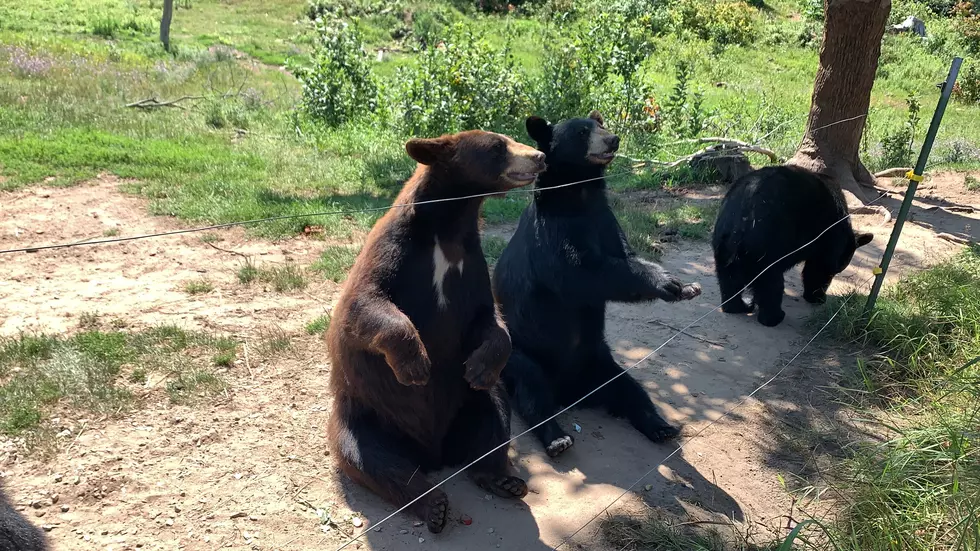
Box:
[878,95,921,169]
[954,62,980,104]
[393,24,530,136]
[674,0,759,46]
[953,2,980,54]
[293,20,378,128]
[90,15,121,39]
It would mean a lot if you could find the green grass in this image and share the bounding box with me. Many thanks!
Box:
[313,245,362,282]
[305,314,331,335]
[184,279,214,295]
[600,511,782,550]
[482,235,508,266]
[966,175,980,192]
[0,325,234,444]
[787,246,980,550]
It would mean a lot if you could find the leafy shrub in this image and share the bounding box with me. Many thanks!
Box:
[879,95,922,169]
[953,62,980,104]
[798,0,824,20]
[305,0,401,19]
[953,2,980,54]
[661,61,710,138]
[293,20,378,128]
[393,24,530,136]
[674,0,759,46]
[90,15,121,39]
[534,39,595,122]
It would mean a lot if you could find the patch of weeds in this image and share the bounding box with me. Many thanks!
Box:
[313,245,361,283]
[237,260,259,284]
[184,279,214,295]
[200,233,222,244]
[305,315,332,335]
[128,368,147,384]
[102,227,121,237]
[651,202,720,240]
[212,351,235,367]
[483,196,529,224]
[613,202,662,259]
[600,512,777,550]
[90,15,121,39]
[166,370,224,405]
[257,327,292,356]
[482,235,508,266]
[966,175,980,191]
[262,264,308,292]
[78,312,101,331]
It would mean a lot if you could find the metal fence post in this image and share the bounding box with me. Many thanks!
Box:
[863,56,963,318]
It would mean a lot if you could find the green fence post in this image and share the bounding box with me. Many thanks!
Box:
[863,56,963,318]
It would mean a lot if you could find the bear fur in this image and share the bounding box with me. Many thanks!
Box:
[712,165,874,327]
[0,481,47,551]
[492,112,702,458]
[326,130,546,533]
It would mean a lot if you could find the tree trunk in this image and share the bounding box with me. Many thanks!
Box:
[160,0,174,52]
[787,0,891,207]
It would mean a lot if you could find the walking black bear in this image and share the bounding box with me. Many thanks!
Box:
[712,165,873,327]
[492,111,702,458]
[0,482,47,551]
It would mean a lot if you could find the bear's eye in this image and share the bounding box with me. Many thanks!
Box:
[494,141,507,155]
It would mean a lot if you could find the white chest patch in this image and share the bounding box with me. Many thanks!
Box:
[432,239,463,309]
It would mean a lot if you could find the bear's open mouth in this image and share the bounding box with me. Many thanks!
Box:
[507,172,540,183]
[588,152,616,164]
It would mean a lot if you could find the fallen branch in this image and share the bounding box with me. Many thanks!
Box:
[125,95,204,109]
[848,204,893,225]
[646,318,729,348]
[937,232,973,245]
[874,167,912,179]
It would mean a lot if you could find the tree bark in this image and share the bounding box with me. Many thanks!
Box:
[787,0,891,207]
[160,0,174,52]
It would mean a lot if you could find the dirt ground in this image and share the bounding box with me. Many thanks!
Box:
[1,172,978,551]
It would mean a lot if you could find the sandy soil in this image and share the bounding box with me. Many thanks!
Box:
[1,172,978,551]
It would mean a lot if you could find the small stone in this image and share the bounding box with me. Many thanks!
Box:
[573,423,582,433]
[72,476,81,485]
[644,484,653,491]
[83,535,91,542]
[488,528,494,534]
[351,517,363,528]
[42,525,55,532]
[413,522,424,527]
[34,510,45,518]
[174,505,181,513]
[374,526,382,532]
[400,529,409,535]
[418,537,425,543]
[165,519,174,527]
[50,494,59,504]
[61,505,70,513]
[101,530,109,535]
[460,515,472,526]
[54,474,63,483]
[30,500,43,510]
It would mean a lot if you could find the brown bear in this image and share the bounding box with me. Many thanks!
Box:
[326,130,547,534]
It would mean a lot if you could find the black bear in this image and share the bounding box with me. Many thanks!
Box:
[0,482,47,551]
[492,111,702,458]
[327,130,546,533]
[712,165,873,327]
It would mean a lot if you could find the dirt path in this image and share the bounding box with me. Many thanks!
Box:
[1,177,977,551]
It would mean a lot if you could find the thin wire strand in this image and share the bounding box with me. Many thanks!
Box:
[334,190,888,550]
[550,272,876,550]
[0,171,634,256]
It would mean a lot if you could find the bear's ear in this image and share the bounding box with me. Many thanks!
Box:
[525,116,553,147]
[855,232,873,248]
[405,137,454,166]
[588,110,605,127]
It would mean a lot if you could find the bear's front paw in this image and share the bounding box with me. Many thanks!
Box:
[680,282,702,300]
[652,273,685,302]
[390,352,432,386]
[463,356,503,390]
